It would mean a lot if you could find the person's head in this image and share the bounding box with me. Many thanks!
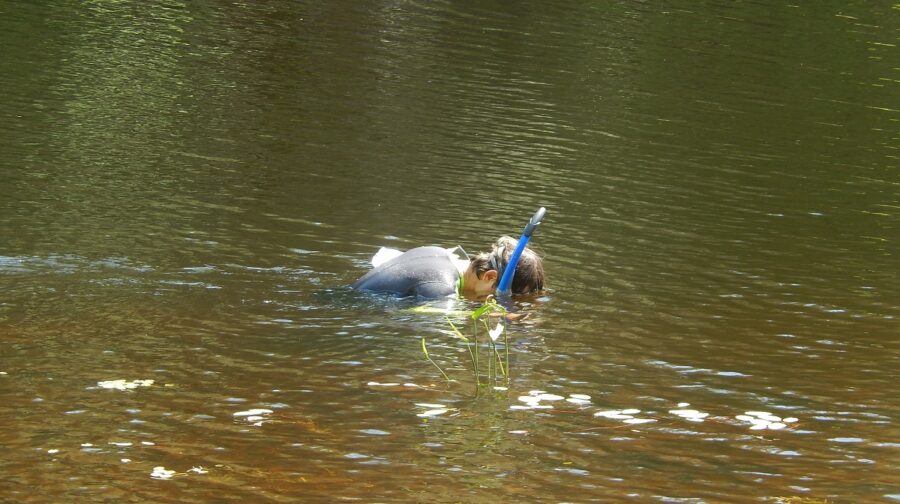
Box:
[461,236,544,300]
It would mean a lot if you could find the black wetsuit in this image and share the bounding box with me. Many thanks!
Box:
[352,246,460,299]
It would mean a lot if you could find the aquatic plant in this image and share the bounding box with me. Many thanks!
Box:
[422,297,509,389]
[421,337,451,382]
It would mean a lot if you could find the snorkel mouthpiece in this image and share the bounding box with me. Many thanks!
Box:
[496,207,546,296]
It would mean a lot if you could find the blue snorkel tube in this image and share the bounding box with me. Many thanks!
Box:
[496,207,546,296]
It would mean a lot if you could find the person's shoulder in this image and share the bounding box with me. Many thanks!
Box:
[406,245,445,252]
[400,245,449,258]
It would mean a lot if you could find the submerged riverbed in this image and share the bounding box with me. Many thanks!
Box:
[1,1,897,502]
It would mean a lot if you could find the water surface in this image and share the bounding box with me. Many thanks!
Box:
[1,1,897,502]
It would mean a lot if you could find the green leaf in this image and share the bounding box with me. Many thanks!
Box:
[470,302,495,320]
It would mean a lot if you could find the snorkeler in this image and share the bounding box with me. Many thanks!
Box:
[352,236,544,300]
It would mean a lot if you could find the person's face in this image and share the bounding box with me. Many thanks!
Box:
[462,263,498,300]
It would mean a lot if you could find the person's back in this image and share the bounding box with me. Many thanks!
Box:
[352,235,544,300]
[352,246,460,299]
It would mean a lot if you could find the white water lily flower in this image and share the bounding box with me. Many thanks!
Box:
[150,466,176,480]
[189,466,209,474]
[488,322,504,342]
[98,379,155,391]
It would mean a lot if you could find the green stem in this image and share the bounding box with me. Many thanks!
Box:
[504,321,510,384]
[495,344,506,378]
[421,338,450,382]
[488,340,494,383]
[471,319,480,386]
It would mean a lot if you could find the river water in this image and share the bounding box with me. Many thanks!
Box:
[1,1,897,502]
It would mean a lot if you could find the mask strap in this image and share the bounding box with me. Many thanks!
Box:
[489,246,506,279]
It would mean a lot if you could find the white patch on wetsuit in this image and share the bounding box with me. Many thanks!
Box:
[445,246,470,275]
[371,247,403,267]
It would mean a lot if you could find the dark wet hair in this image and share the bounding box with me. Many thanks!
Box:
[471,236,544,294]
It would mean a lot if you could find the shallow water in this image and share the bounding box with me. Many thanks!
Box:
[1,1,898,502]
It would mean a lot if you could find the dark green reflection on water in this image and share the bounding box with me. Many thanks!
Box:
[1,1,897,502]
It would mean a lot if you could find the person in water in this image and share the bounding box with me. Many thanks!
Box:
[352,236,544,300]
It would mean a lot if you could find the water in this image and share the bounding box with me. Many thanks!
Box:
[1,1,897,502]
